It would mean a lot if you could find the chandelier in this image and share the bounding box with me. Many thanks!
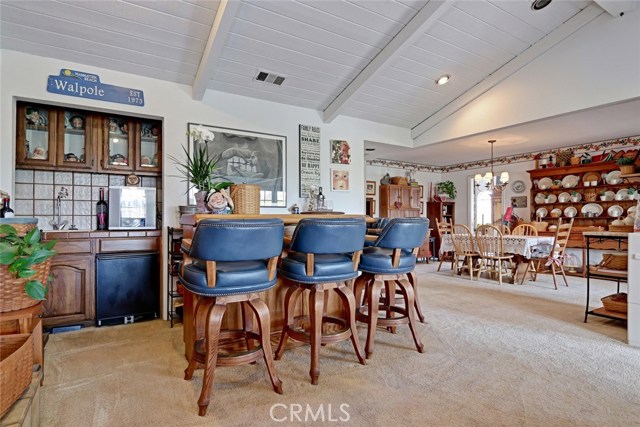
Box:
[474,140,509,191]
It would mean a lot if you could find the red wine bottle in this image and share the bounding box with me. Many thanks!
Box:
[1,197,15,218]
[96,188,108,230]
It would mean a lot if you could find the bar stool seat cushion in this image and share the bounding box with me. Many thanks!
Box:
[280,253,357,284]
[181,260,276,296]
[359,247,416,274]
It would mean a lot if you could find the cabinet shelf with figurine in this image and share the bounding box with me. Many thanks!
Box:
[16,101,161,176]
[528,161,640,248]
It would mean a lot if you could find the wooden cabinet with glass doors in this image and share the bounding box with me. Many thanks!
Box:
[379,185,420,218]
[100,115,161,174]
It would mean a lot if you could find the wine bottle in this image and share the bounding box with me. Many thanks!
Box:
[96,188,108,230]
[316,186,325,210]
[0,197,15,218]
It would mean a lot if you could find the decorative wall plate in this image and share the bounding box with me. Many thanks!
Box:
[561,175,579,188]
[550,208,562,218]
[607,205,624,218]
[605,170,621,184]
[126,174,140,186]
[535,193,546,204]
[558,192,570,203]
[581,203,603,217]
[564,206,577,218]
[535,207,548,218]
[603,191,616,201]
[545,194,557,203]
[538,177,553,189]
[512,180,526,194]
[582,172,600,184]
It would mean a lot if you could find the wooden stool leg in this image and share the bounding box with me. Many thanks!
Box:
[397,278,424,353]
[184,298,214,381]
[241,301,255,359]
[353,275,367,310]
[308,288,324,385]
[408,272,425,323]
[274,285,302,360]
[197,301,227,416]
[335,283,366,365]
[247,297,283,394]
[384,280,396,333]
[365,278,383,359]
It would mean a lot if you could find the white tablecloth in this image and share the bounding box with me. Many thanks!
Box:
[440,235,555,258]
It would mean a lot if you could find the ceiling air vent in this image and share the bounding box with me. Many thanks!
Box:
[255,70,286,86]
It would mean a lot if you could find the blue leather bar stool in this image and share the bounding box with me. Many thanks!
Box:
[354,217,429,359]
[179,219,284,416]
[274,218,366,385]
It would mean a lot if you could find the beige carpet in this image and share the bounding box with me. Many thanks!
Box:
[41,264,640,427]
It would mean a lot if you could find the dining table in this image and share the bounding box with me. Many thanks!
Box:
[440,234,555,283]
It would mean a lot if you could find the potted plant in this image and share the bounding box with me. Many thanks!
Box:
[616,156,636,175]
[0,225,56,311]
[436,181,457,200]
[598,191,607,201]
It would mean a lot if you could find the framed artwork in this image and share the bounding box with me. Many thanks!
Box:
[511,196,527,208]
[330,139,351,164]
[331,168,350,191]
[299,124,321,197]
[418,185,424,199]
[366,181,376,196]
[420,201,425,215]
[188,123,286,207]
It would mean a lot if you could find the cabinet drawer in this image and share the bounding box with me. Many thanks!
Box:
[98,237,159,252]
[51,239,92,255]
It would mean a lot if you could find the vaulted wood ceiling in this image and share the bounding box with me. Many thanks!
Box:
[1,0,638,166]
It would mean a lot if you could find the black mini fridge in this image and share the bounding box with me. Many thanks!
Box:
[96,252,159,326]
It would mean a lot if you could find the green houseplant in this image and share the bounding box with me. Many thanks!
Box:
[0,225,56,305]
[436,181,457,200]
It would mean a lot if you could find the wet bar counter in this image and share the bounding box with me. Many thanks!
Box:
[178,213,373,359]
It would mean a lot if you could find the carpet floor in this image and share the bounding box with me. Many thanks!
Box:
[41,263,639,427]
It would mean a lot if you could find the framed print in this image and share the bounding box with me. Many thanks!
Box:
[188,123,286,207]
[299,124,321,197]
[331,168,350,191]
[511,196,527,208]
[366,180,376,196]
[330,139,351,164]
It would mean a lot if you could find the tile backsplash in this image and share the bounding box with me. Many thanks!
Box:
[13,169,160,231]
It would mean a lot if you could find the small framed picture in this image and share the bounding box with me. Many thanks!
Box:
[331,169,350,191]
[366,181,376,196]
[330,140,351,164]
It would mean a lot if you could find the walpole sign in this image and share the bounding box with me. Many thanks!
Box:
[47,69,145,107]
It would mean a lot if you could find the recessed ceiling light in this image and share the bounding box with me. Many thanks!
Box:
[435,74,451,85]
[531,0,552,11]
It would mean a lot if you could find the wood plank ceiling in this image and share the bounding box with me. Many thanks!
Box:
[4,0,621,166]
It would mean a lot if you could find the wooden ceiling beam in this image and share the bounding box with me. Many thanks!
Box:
[192,0,241,100]
[322,0,450,124]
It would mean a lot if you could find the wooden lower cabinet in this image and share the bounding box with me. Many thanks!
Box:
[44,255,95,328]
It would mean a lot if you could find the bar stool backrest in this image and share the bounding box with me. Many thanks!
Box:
[289,218,366,255]
[372,218,429,251]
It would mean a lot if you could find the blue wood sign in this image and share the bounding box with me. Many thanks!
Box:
[47,69,144,107]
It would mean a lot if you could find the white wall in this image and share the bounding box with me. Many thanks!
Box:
[0,50,413,224]
[414,8,640,145]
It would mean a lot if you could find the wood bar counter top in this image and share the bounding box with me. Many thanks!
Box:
[179,212,373,359]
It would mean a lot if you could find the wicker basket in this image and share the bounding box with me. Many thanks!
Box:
[229,184,260,214]
[532,221,548,232]
[389,176,408,185]
[608,224,634,232]
[584,190,597,202]
[556,150,574,167]
[601,293,628,313]
[619,165,635,175]
[600,252,628,270]
[0,259,51,313]
[0,333,34,417]
[0,219,38,237]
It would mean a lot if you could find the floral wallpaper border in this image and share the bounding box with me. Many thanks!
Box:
[366,136,640,173]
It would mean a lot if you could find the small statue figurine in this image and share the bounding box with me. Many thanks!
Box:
[307,186,317,212]
[205,188,234,214]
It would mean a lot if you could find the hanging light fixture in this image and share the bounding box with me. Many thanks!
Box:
[474,140,509,191]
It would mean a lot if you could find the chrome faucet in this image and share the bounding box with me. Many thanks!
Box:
[50,187,69,230]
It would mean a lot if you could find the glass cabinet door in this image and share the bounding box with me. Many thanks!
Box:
[103,116,133,171]
[56,109,93,169]
[17,103,56,166]
[137,120,161,173]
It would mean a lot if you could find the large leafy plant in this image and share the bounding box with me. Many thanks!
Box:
[0,225,56,300]
[168,145,233,193]
[436,180,457,199]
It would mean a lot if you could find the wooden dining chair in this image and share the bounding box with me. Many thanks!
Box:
[475,225,514,285]
[450,224,479,280]
[512,224,538,236]
[435,218,455,271]
[501,224,511,235]
[526,218,574,289]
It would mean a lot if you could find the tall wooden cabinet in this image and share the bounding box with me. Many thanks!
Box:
[427,201,455,258]
[379,185,420,218]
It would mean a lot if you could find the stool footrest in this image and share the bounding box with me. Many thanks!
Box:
[192,330,264,366]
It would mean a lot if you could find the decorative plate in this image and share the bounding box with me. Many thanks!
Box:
[564,206,577,218]
[581,203,603,217]
[603,191,616,201]
[535,193,546,204]
[628,206,637,217]
[569,192,582,202]
[558,192,571,203]
[535,207,548,218]
[561,175,579,188]
[607,205,624,218]
[550,208,562,218]
[512,180,526,194]
[538,177,553,190]
[582,171,600,184]
[545,194,557,204]
[605,170,622,185]
[126,174,140,186]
